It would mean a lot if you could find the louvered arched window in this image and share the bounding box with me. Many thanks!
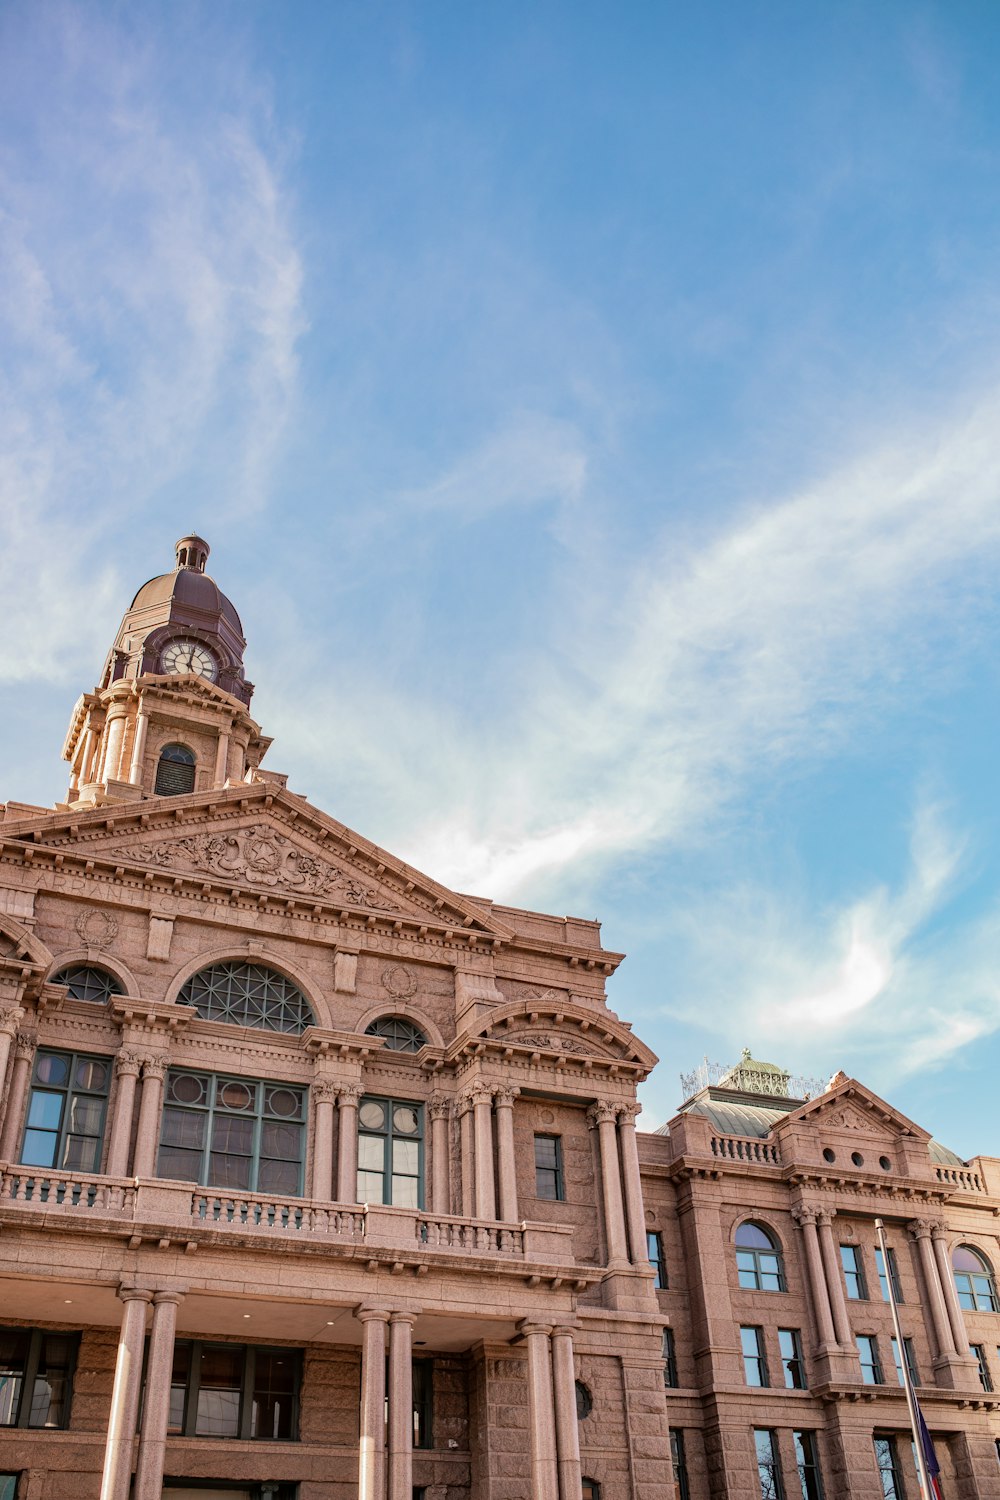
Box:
[155,743,196,796]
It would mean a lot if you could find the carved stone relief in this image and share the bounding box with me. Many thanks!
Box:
[380,963,416,1000]
[124,826,381,906]
[75,910,120,949]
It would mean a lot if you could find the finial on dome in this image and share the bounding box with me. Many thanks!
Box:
[175,535,210,573]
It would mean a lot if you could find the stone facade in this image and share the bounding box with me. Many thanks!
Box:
[0,540,997,1500]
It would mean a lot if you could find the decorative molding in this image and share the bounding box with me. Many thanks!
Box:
[74,909,119,949]
[115,1050,144,1078]
[586,1101,619,1129]
[14,1031,36,1061]
[428,1093,451,1121]
[311,1080,340,1105]
[141,1054,169,1081]
[380,963,416,1000]
[337,1083,365,1107]
[493,1086,521,1109]
[125,826,382,906]
[0,1005,23,1038]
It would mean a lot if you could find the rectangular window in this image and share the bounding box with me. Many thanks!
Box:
[413,1360,433,1449]
[533,1135,563,1201]
[158,1071,306,1197]
[582,1483,601,1500]
[741,1326,769,1387]
[840,1245,868,1300]
[662,1327,678,1388]
[857,1335,883,1385]
[20,1050,111,1173]
[0,1329,77,1429]
[357,1097,424,1208]
[754,1428,784,1500]
[0,1479,16,1500]
[163,1341,299,1441]
[875,1247,903,1304]
[971,1344,993,1393]
[874,1436,904,1499]
[779,1328,806,1389]
[670,1429,690,1500]
[793,1431,823,1500]
[647,1231,667,1288]
[890,1337,919,1388]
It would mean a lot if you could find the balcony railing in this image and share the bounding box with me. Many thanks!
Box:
[934,1164,985,1193]
[0,1164,574,1267]
[710,1135,781,1165]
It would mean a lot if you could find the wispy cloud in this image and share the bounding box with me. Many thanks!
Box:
[0,6,303,686]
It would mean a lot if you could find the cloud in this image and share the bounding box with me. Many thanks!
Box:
[0,6,304,686]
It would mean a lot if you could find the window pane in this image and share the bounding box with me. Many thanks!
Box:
[392,1139,419,1175]
[160,1109,206,1149]
[67,1097,103,1134]
[0,1331,28,1426]
[27,1093,63,1130]
[358,1171,384,1203]
[358,1136,384,1171]
[252,1350,295,1441]
[391,1175,419,1209]
[257,1157,300,1195]
[168,1344,191,1434]
[211,1116,253,1155]
[62,1135,100,1172]
[260,1122,302,1161]
[196,1347,244,1437]
[28,1335,73,1429]
[535,1137,558,1168]
[158,1146,203,1182]
[34,1054,69,1087]
[20,1130,58,1168]
[208,1154,253,1190]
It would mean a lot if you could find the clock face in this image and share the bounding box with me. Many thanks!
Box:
[161,638,218,682]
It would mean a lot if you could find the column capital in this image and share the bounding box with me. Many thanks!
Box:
[518,1320,554,1339]
[311,1080,340,1105]
[355,1306,392,1325]
[115,1049,144,1078]
[907,1217,940,1241]
[428,1093,451,1121]
[586,1100,619,1129]
[617,1102,641,1126]
[494,1086,520,1109]
[338,1083,364,1106]
[141,1054,169,1081]
[117,1286,154,1305]
[816,1209,837,1228]
[470,1080,496,1103]
[929,1223,951,1243]
[0,1005,23,1038]
[14,1030,36,1061]
[791,1205,820,1227]
[550,1324,577,1341]
[151,1290,186,1307]
[388,1310,418,1326]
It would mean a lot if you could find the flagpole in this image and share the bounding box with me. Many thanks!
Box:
[875,1217,933,1500]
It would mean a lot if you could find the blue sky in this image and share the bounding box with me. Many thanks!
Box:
[3,1,1000,1156]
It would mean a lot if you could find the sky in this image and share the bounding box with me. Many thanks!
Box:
[2,1,1000,1158]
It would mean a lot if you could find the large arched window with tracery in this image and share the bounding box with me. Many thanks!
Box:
[735,1221,786,1291]
[178,962,314,1035]
[953,1245,999,1312]
[50,965,123,1004]
[364,1015,427,1053]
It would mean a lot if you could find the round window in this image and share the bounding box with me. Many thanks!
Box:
[822,1148,836,1163]
[266,1087,301,1119]
[75,1059,109,1091]
[35,1054,70,1086]
[359,1101,386,1131]
[217,1080,255,1111]
[851,1151,864,1167]
[879,1155,892,1171]
[393,1105,419,1135]
[169,1072,206,1106]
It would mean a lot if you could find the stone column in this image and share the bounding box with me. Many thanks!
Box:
[473,1084,497,1221]
[357,1308,390,1500]
[105,1051,143,1177]
[520,1322,558,1500]
[493,1086,520,1224]
[551,1325,583,1500]
[388,1311,416,1500]
[428,1095,451,1215]
[617,1103,649,1267]
[132,1055,168,1178]
[101,712,127,783]
[128,709,149,784]
[80,725,99,784]
[0,1006,24,1137]
[932,1226,968,1355]
[791,1207,837,1349]
[458,1094,475,1219]
[310,1082,337,1201]
[816,1210,853,1348]
[587,1102,629,1269]
[336,1084,363,1203]
[213,722,232,787]
[0,1031,35,1162]
[133,1291,183,1500]
[908,1220,958,1359]
[100,1287,153,1500]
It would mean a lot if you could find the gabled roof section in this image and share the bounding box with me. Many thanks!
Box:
[774,1073,932,1144]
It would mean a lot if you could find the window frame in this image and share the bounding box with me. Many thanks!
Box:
[971,1343,993,1393]
[793,1431,823,1500]
[953,1245,1000,1313]
[165,1339,301,1442]
[662,1326,678,1388]
[413,1358,434,1450]
[875,1246,903,1304]
[857,1334,884,1386]
[158,1070,307,1198]
[735,1221,786,1292]
[741,1326,770,1388]
[778,1328,806,1390]
[873,1435,904,1499]
[582,1482,602,1500]
[670,1429,690,1500]
[0,1478,19,1500]
[19,1049,112,1175]
[647,1231,667,1289]
[364,1015,428,1053]
[754,1427,785,1500]
[840,1244,868,1301]
[890,1336,920,1389]
[533,1134,564,1202]
[50,965,124,1004]
[356,1095,424,1209]
[0,1328,78,1429]
[154,742,197,796]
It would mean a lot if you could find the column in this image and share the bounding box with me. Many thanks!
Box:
[388,1311,416,1500]
[551,1325,583,1500]
[617,1103,649,1267]
[133,1291,184,1500]
[0,1031,34,1162]
[132,1055,168,1178]
[80,725,99,785]
[100,1287,153,1500]
[100,712,127,783]
[494,1086,520,1223]
[932,1225,968,1355]
[520,1322,558,1500]
[428,1094,451,1215]
[105,1051,143,1177]
[458,1094,475,1218]
[357,1308,389,1500]
[473,1083,497,1221]
[587,1102,629,1269]
[791,1207,837,1349]
[310,1081,337,1201]
[336,1083,363,1203]
[0,1006,24,1139]
[128,709,149,784]
[213,721,232,786]
[909,1220,959,1359]
[816,1210,853,1348]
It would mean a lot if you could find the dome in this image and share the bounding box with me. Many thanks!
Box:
[129,535,243,634]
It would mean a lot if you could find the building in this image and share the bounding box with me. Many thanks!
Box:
[0,538,997,1500]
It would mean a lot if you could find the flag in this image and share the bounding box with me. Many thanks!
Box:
[916,1400,944,1500]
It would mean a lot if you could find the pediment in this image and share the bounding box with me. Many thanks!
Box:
[776,1076,930,1144]
[3,787,507,937]
[474,998,658,1070]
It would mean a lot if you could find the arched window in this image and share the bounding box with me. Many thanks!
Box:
[953,1246,999,1312]
[364,1015,427,1053]
[154,742,196,796]
[735,1221,786,1291]
[178,962,314,1035]
[50,965,123,1004]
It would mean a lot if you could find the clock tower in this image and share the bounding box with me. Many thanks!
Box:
[61,535,273,807]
